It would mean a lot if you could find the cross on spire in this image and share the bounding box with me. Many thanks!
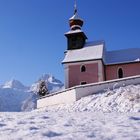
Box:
[74,0,77,15]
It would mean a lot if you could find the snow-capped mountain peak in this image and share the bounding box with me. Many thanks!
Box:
[30,74,64,93]
[38,74,62,84]
[38,74,50,81]
[2,79,28,91]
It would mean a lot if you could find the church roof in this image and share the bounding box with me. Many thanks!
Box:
[62,41,105,64]
[62,41,140,65]
[105,48,140,65]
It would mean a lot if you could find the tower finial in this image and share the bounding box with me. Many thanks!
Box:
[74,0,77,15]
[69,0,84,30]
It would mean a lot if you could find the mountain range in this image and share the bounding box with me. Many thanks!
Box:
[0,74,64,112]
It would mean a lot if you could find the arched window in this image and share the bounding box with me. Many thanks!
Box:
[118,68,123,78]
[81,65,86,72]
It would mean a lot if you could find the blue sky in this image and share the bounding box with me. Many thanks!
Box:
[0,0,140,86]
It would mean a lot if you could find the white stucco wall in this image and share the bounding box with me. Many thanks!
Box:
[75,75,140,100]
[37,75,140,109]
[37,88,76,108]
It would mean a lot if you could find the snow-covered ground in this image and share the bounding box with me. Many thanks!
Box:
[46,84,140,113]
[0,111,139,140]
[0,84,140,139]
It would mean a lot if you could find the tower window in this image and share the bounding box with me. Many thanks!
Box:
[81,65,86,72]
[118,68,123,78]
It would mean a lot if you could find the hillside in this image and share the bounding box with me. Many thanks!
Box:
[44,84,140,113]
[0,81,140,139]
[0,91,140,140]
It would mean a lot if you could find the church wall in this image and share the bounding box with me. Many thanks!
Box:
[67,60,104,88]
[99,61,105,82]
[69,63,98,88]
[64,64,69,89]
[105,62,140,80]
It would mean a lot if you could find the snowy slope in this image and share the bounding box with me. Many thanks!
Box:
[45,84,140,113]
[0,83,140,139]
[0,88,34,112]
[0,109,139,139]
[0,79,33,112]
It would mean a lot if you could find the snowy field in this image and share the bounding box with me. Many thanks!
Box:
[0,111,140,140]
[0,84,140,140]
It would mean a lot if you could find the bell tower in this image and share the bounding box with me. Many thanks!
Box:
[65,0,87,50]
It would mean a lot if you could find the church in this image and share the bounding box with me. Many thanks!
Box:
[62,3,140,88]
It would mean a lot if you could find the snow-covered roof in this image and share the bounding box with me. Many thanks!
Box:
[65,29,84,35]
[105,48,140,65]
[69,8,83,21]
[62,41,105,64]
[63,39,140,65]
[69,13,82,21]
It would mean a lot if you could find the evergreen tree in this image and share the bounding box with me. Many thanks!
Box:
[38,80,49,97]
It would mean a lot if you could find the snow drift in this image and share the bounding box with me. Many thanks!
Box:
[45,84,140,113]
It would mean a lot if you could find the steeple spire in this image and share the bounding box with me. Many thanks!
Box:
[74,0,77,15]
[69,0,84,30]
